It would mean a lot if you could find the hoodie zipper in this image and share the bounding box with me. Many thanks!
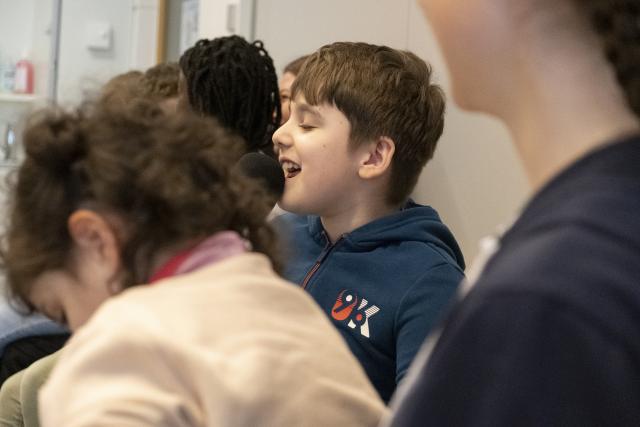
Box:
[301,234,343,290]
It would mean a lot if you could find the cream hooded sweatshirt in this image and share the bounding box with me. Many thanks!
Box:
[39,253,386,427]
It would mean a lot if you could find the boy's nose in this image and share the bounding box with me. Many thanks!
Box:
[273,121,292,150]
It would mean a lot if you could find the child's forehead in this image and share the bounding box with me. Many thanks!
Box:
[291,95,336,116]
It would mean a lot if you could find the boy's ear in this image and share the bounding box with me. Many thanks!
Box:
[358,136,395,180]
[68,209,121,278]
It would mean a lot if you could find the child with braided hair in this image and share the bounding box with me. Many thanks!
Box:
[0,102,385,426]
[179,36,281,158]
[386,0,640,425]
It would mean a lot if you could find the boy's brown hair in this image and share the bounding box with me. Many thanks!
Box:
[291,42,445,206]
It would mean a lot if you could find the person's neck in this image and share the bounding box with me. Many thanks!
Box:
[320,196,400,243]
[495,7,639,191]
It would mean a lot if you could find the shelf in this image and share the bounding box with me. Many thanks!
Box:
[0,93,38,103]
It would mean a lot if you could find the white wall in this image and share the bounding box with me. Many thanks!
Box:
[256,0,409,73]
[55,0,159,105]
[0,0,35,61]
[30,0,55,98]
[198,0,254,40]
[255,0,530,261]
[199,0,236,38]
[56,0,135,104]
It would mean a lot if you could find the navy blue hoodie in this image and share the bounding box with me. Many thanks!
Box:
[274,201,465,402]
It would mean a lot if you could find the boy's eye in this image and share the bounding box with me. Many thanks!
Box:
[299,123,315,130]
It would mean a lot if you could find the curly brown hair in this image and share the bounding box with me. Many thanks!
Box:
[99,70,144,109]
[291,42,445,206]
[0,101,280,308]
[140,62,180,100]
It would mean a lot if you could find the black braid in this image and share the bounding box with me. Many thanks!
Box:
[582,0,640,118]
[179,36,281,157]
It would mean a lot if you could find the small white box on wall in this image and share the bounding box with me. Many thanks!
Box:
[85,21,113,51]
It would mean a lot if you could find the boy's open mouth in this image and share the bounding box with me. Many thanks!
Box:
[281,160,301,179]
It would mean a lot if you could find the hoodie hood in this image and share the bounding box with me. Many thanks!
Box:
[307,200,465,270]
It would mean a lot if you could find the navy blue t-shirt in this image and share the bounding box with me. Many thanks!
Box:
[388,136,640,426]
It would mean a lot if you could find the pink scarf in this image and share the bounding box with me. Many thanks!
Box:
[149,231,249,283]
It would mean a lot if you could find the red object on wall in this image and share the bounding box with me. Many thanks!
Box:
[14,58,34,94]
